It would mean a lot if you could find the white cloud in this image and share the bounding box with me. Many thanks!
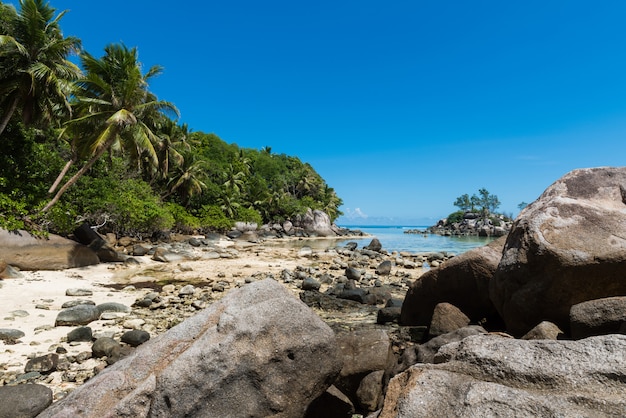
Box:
[344,207,368,219]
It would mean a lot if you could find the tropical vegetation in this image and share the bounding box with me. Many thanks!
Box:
[0,0,342,236]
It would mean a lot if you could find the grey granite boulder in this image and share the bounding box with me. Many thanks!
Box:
[379,334,626,417]
[0,383,52,418]
[38,279,342,417]
[54,304,100,326]
[428,302,471,337]
[0,229,99,270]
[491,167,626,336]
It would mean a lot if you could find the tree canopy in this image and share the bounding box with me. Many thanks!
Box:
[0,0,343,236]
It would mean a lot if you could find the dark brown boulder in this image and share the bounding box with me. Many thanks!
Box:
[0,229,99,270]
[490,167,626,337]
[400,237,505,327]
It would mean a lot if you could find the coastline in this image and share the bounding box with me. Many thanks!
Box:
[0,235,426,400]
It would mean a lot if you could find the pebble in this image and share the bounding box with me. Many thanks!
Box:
[66,288,93,297]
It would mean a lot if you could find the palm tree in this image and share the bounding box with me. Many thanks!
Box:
[155,119,189,180]
[0,0,81,135]
[164,151,207,205]
[42,43,178,212]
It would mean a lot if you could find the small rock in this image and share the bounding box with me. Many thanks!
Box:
[66,288,93,297]
[121,330,150,347]
[24,353,59,373]
[67,326,93,343]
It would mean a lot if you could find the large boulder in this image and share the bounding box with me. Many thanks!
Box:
[569,296,626,339]
[0,229,99,270]
[400,237,505,327]
[378,334,626,417]
[295,208,336,237]
[38,279,342,417]
[490,167,626,336]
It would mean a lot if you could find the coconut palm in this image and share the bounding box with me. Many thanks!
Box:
[42,43,178,212]
[0,0,81,135]
[164,151,207,205]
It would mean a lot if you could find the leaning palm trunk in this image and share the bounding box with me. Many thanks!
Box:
[48,158,75,194]
[41,137,115,212]
[0,96,20,136]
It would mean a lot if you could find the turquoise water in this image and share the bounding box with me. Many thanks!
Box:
[337,225,494,255]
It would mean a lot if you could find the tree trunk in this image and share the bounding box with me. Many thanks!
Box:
[48,158,75,194]
[41,137,115,212]
[0,95,20,136]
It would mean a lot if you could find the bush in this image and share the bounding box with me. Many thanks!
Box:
[198,205,233,232]
[446,210,465,224]
[236,206,263,225]
[165,202,200,234]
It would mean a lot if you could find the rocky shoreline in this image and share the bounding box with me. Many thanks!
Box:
[0,232,452,416]
[2,167,626,417]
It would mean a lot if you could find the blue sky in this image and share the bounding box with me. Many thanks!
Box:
[11,1,626,225]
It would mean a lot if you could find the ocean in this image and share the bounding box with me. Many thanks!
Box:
[336,225,495,255]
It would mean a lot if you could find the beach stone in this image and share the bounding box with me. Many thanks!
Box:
[178,284,196,296]
[345,267,361,281]
[521,321,564,340]
[96,302,131,314]
[364,238,382,252]
[298,246,313,257]
[61,299,95,308]
[0,383,53,418]
[55,305,100,326]
[0,263,22,278]
[569,296,626,339]
[375,260,392,276]
[377,307,401,324]
[92,337,121,359]
[67,326,93,343]
[120,330,150,347]
[122,318,145,329]
[10,309,29,318]
[38,279,342,418]
[24,353,59,373]
[66,288,93,297]
[379,334,626,416]
[302,277,321,291]
[132,243,152,256]
[401,236,505,327]
[0,228,99,270]
[0,328,25,340]
[428,302,471,337]
[490,167,626,336]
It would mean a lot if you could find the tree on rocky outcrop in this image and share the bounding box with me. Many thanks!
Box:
[453,188,500,216]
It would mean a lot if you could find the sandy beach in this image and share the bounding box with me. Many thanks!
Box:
[0,235,424,400]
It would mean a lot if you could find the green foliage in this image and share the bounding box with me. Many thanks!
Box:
[236,206,262,225]
[0,2,343,235]
[164,202,200,234]
[453,188,500,216]
[198,205,233,232]
[446,210,465,224]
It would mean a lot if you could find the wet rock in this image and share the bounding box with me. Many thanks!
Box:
[0,384,52,418]
[364,238,382,252]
